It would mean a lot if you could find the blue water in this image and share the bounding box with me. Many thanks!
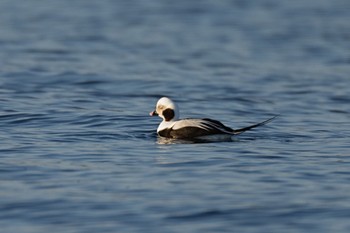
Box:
[1,0,350,232]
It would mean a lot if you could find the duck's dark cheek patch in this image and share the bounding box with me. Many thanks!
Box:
[163,108,175,121]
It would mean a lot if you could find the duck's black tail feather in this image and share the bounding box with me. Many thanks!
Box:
[232,115,278,135]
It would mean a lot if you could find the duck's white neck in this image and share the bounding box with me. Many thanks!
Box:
[157,119,176,133]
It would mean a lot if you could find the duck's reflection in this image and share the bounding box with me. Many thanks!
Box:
[156,136,234,144]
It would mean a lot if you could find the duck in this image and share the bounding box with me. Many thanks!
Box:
[150,97,276,140]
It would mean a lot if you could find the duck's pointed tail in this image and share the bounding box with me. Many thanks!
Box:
[232,115,278,135]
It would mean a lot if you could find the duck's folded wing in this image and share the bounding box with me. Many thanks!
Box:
[170,118,234,137]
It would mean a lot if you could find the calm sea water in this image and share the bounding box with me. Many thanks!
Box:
[1,0,350,232]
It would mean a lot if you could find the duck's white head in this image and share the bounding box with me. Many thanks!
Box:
[149,97,179,122]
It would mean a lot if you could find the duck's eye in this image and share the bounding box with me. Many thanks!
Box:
[158,105,165,110]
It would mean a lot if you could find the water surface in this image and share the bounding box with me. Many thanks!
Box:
[0,0,350,233]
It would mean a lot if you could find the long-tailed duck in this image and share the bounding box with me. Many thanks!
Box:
[150,97,276,140]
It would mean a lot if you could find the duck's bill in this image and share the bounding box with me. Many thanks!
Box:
[149,110,158,116]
